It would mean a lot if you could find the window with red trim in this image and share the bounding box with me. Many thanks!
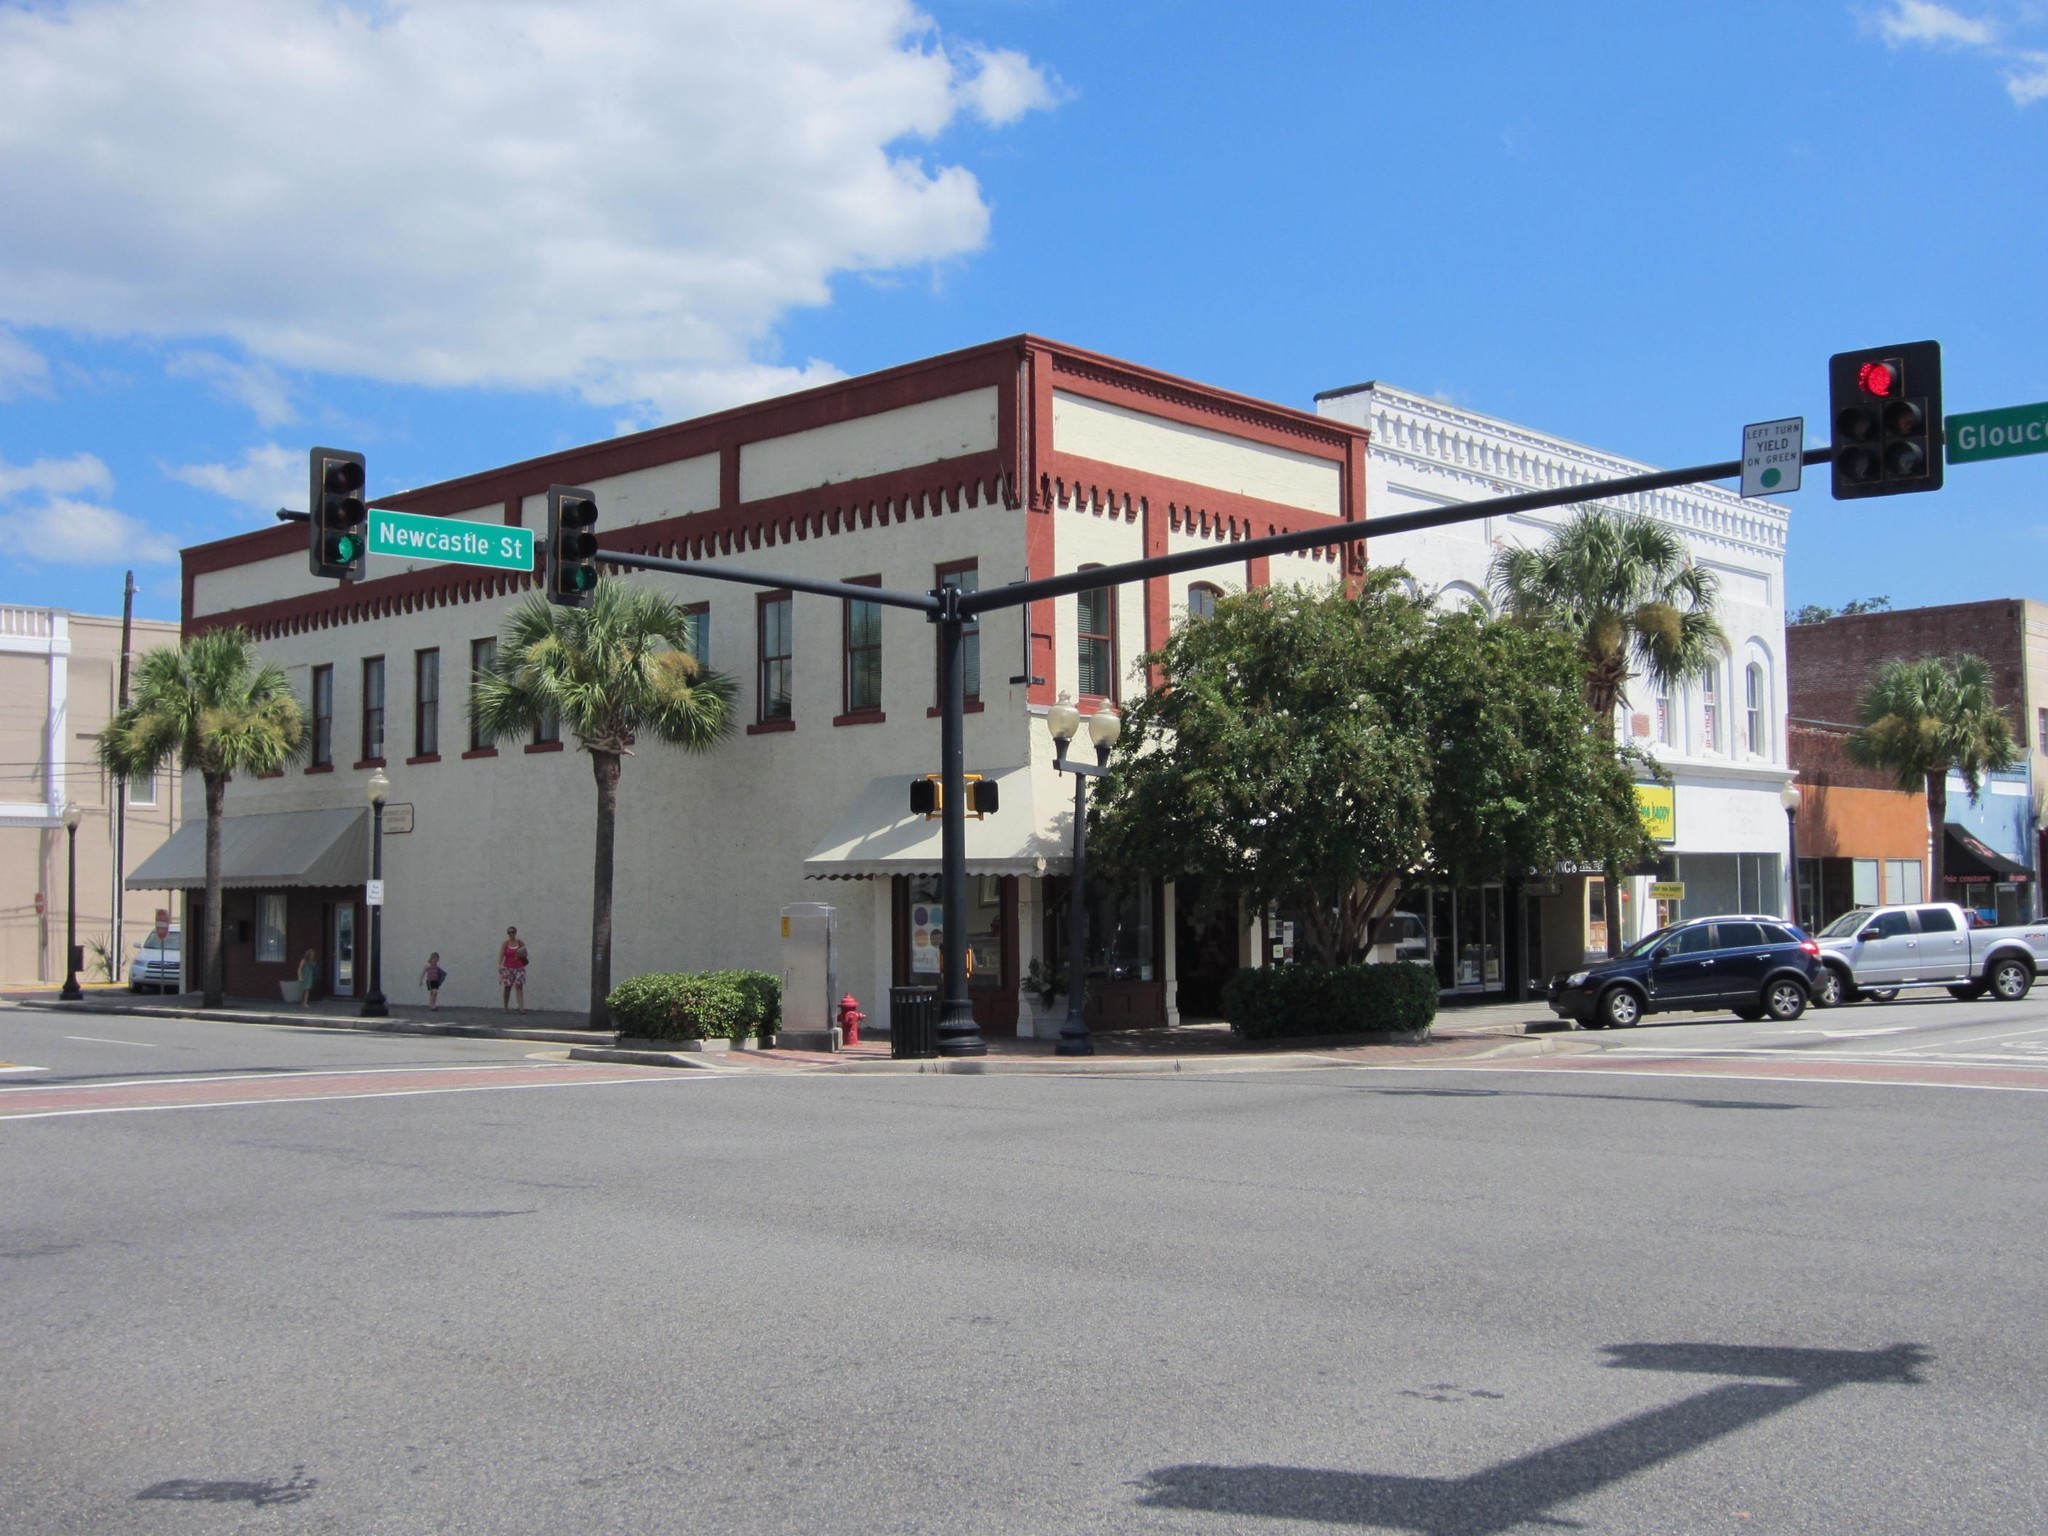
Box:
[1076,570,1116,702]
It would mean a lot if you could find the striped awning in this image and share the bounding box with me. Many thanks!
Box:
[802,766,1070,880]
[126,807,369,890]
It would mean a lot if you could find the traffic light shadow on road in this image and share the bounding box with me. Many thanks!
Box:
[1135,1342,1927,1534]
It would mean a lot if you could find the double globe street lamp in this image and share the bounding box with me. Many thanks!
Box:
[1045,696,1121,1057]
[1779,780,1803,930]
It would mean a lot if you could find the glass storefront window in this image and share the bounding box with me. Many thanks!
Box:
[1047,879,1153,983]
[906,875,1006,987]
[256,893,286,964]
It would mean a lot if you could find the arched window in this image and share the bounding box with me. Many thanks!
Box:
[1077,568,1117,702]
[1186,583,1222,622]
[1745,661,1766,757]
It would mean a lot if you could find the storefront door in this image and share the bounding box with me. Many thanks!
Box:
[331,904,356,999]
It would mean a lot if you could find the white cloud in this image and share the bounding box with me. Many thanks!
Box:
[0,453,172,567]
[167,351,298,427]
[1867,0,2048,106]
[163,444,304,518]
[2007,50,2048,103]
[0,0,1057,421]
[0,452,116,501]
[1876,0,1999,48]
[0,326,51,400]
[0,498,178,566]
[959,47,1063,127]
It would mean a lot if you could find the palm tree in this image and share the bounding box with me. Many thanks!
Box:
[95,628,306,1008]
[1488,506,1727,743]
[1846,655,2020,898]
[471,579,737,1028]
[1490,507,1727,953]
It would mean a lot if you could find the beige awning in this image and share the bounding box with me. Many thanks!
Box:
[126,807,370,890]
[802,766,1070,880]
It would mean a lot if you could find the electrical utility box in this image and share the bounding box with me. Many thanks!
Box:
[779,903,839,1051]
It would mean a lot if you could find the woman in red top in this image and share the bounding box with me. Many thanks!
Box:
[499,926,530,1012]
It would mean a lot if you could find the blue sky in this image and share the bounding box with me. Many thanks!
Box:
[3,0,2045,623]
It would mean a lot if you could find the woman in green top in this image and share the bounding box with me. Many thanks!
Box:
[297,948,319,1007]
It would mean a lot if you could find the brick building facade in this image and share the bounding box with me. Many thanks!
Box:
[1787,599,2048,925]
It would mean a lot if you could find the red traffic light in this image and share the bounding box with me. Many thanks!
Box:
[1857,360,1896,397]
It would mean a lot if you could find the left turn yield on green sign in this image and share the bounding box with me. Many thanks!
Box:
[369,508,535,572]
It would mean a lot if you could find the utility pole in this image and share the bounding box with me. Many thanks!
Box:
[113,570,134,964]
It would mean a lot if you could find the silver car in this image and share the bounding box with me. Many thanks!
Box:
[128,929,182,993]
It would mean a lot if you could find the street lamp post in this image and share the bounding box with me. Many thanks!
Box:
[1046,696,1121,1057]
[1780,780,1803,929]
[361,768,390,1018]
[59,801,83,1000]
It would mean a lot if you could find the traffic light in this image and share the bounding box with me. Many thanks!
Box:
[546,485,600,606]
[1830,342,1943,498]
[308,447,368,579]
[909,775,999,819]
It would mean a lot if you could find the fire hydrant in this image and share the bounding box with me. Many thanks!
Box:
[837,993,865,1047]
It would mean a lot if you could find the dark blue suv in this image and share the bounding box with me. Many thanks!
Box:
[1548,915,1823,1029]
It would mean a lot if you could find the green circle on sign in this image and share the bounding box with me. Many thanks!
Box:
[1761,467,1781,488]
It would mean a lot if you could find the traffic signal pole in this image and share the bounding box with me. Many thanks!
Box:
[594,441,1837,1057]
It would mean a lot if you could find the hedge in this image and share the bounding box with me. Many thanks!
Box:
[1221,961,1438,1041]
[607,969,782,1041]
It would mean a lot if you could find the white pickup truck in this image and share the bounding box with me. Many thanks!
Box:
[1811,902,2048,1006]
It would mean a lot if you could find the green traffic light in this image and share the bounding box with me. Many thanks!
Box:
[330,534,359,563]
[566,566,596,592]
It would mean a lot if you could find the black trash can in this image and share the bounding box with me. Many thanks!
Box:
[890,986,939,1060]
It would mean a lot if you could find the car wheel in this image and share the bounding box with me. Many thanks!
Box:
[1948,982,1986,1001]
[1763,978,1808,1022]
[1812,968,1847,1009]
[1864,988,1900,1003]
[1989,958,2034,1002]
[1597,987,1642,1029]
[1732,1005,1766,1021]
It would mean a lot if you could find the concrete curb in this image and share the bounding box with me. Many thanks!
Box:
[565,1046,739,1071]
[10,996,613,1049]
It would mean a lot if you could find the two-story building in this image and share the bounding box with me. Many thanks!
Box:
[133,337,1368,1030]
[1315,383,1796,996]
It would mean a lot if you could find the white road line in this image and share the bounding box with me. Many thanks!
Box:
[1350,1063,2048,1094]
[1874,1024,2048,1055]
[0,1073,704,1121]
[0,1064,49,1075]
[5,1062,548,1094]
[63,1035,158,1048]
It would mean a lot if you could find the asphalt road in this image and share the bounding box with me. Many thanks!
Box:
[3,1003,2044,1534]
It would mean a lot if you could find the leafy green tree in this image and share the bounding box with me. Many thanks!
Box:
[1416,606,1655,893]
[1489,507,1725,951]
[1088,572,1648,966]
[95,628,306,1008]
[1488,507,1727,741]
[1846,655,2020,896]
[471,580,737,1027]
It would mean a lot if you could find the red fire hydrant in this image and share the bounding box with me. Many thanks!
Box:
[837,993,865,1047]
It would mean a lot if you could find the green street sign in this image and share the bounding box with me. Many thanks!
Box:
[368,508,535,571]
[1947,401,2048,465]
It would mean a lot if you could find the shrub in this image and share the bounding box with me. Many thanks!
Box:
[713,969,782,1034]
[608,969,783,1041]
[1221,962,1438,1042]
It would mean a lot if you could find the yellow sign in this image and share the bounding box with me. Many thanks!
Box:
[1635,783,1677,844]
[1649,882,1686,900]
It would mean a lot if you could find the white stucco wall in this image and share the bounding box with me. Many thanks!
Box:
[191,550,335,618]
[520,454,719,533]
[740,388,998,504]
[1052,391,1341,515]
[1318,382,1793,860]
